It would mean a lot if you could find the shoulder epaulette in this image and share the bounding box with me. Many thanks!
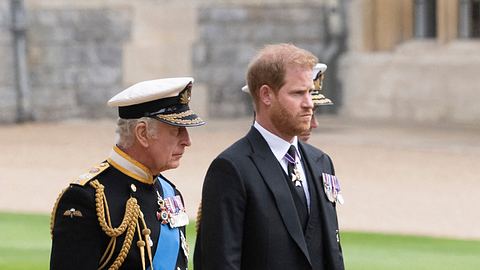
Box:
[51,162,109,238]
[71,162,110,186]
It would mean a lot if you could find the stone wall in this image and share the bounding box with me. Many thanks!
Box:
[1,0,346,123]
[193,3,340,117]
[28,8,130,120]
[0,3,131,123]
[340,41,480,124]
[28,7,131,120]
[0,0,198,123]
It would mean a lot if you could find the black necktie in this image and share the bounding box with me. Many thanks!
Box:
[286,145,308,211]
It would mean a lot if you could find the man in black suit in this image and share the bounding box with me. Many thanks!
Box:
[194,44,345,270]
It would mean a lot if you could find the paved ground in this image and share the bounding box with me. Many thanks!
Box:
[1,117,479,240]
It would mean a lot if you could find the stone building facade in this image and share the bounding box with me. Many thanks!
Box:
[340,0,480,125]
[1,0,479,125]
[1,0,344,123]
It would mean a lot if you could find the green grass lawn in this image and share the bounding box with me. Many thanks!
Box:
[1,212,479,269]
[0,212,51,270]
[342,232,480,270]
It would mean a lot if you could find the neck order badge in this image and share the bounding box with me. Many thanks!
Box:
[285,145,302,187]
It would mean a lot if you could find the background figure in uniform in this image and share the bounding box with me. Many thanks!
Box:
[50,77,205,270]
[195,43,344,270]
[299,63,333,142]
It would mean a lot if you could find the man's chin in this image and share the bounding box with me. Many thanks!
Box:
[162,161,181,172]
[299,132,310,141]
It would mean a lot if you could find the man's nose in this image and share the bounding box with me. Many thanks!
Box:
[180,127,191,147]
[304,92,314,109]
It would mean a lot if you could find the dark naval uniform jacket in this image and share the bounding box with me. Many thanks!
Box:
[194,127,345,270]
[50,146,188,270]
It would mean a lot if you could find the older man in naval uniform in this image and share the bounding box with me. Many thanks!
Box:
[50,77,204,270]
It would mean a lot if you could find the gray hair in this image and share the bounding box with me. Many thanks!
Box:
[115,117,159,149]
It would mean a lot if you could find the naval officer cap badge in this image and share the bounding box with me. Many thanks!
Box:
[311,63,333,107]
[108,77,205,127]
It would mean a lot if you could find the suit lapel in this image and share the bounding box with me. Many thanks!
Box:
[300,143,341,265]
[247,128,312,266]
[300,143,338,219]
[299,143,325,203]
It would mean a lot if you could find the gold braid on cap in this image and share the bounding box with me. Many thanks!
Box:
[90,180,153,270]
[155,110,204,125]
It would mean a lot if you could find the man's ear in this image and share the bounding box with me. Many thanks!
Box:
[135,121,149,148]
[259,85,273,106]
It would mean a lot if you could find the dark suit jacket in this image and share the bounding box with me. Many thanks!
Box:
[194,127,344,270]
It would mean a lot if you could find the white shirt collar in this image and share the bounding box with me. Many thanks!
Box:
[253,121,301,162]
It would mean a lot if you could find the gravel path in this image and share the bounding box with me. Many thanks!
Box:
[2,117,479,239]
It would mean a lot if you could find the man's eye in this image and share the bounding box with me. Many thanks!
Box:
[294,91,307,96]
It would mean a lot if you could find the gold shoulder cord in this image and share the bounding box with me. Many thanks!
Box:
[90,180,154,270]
[195,201,202,232]
[50,162,111,238]
[50,188,67,239]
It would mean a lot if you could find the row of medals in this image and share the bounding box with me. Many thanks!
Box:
[322,173,344,205]
[291,166,344,205]
[156,190,190,258]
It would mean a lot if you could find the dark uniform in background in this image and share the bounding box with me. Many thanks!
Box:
[50,77,205,270]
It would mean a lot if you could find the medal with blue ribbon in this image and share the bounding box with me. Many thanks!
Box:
[150,177,181,270]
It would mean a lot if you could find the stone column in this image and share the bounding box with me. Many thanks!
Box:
[10,0,32,122]
[458,0,472,38]
[414,0,437,38]
[438,0,458,42]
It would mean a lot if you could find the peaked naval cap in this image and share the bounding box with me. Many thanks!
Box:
[108,77,205,127]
